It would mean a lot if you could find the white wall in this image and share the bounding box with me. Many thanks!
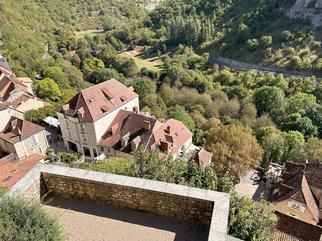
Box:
[57,96,139,158]
[0,108,11,131]
[14,130,48,159]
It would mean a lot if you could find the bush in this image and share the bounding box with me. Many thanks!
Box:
[228,193,277,241]
[0,198,62,241]
[56,152,79,163]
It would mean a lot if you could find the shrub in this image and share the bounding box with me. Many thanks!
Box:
[0,198,62,241]
[56,152,79,163]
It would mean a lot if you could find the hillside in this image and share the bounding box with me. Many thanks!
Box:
[149,0,322,73]
[0,0,151,75]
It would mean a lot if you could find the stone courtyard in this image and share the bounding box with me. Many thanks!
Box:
[43,195,209,241]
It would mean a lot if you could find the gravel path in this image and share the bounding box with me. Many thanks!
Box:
[43,196,209,241]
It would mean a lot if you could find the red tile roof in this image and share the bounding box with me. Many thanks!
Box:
[270,162,320,223]
[0,75,32,102]
[98,110,192,156]
[0,116,44,144]
[148,119,192,154]
[61,79,138,122]
[0,153,43,188]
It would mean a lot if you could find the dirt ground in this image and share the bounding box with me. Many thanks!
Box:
[43,196,209,241]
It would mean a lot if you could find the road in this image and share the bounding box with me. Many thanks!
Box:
[209,56,322,80]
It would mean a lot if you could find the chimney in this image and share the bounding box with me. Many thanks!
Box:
[165,126,171,134]
[143,120,151,130]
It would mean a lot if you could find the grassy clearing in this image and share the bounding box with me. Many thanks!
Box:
[119,47,164,72]
[74,29,104,38]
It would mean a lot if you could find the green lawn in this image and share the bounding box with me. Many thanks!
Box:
[119,48,164,72]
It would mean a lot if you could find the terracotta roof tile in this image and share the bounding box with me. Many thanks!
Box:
[98,111,192,156]
[0,153,43,188]
[270,162,321,224]
[61,79,138,122]
[0,116,44,144]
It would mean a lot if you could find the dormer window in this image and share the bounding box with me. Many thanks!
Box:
[102,90,111,102]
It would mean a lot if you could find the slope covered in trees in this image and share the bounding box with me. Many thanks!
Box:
[0,0,151,75]
[149,0,322,73]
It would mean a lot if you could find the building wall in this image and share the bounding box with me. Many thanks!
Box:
[0,138,15,153]
[275,212,322,241]
[93,97,139,143]
[173,136,193,159]
[14,131,48,160]
[57,96,139,158]
[0,108,11,131]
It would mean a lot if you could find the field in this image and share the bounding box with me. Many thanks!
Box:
[119,47,164,72]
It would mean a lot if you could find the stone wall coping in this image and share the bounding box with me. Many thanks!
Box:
[5,163,241,241]
[39,164,229,203]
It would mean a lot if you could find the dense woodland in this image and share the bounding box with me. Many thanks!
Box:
[1,0,321,240]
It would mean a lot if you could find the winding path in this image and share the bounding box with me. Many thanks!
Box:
[209,56,322,80]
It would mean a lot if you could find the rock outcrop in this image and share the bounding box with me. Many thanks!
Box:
[287,0,322,28]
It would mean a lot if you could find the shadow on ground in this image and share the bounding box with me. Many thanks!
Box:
[43,195,209,241]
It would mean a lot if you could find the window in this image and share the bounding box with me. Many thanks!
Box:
[31,135,37,145]
[83,146,91,157]
[33,146,43,154]
[68,131,72,139]
[66,120,70,129]
[82,134,88,145]
[80,124,86,134]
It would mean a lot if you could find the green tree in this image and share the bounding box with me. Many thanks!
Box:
[0,198,62,241]
[169,105,195,130]
[133,79,156,98]
[282,113,318,138]
[253,86,285,116]
[228,193,277,241]
[32,78,62,101]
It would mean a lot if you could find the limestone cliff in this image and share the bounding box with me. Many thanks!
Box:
[287,0,322,27]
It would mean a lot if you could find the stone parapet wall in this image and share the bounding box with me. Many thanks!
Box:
[5,164,240,241]
[41,172,213,224]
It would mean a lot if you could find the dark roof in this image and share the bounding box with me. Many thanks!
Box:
[196,148,213,168]
[98,110,160,150]
[282,162,322,189]
[0,117,44,144]
[0,75,32,101]
[61,79,138,122]
[270,162,320,223]
[0,57,13,75]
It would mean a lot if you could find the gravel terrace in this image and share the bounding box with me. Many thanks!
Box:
[43,196,209,241]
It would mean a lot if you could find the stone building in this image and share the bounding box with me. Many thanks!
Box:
[0,116,49,160]
[57,78,212,164]
[269,162,322,240]
[0,56,45,115]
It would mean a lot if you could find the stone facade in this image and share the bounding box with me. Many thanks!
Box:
[5,164,240,241]
[57,96,139,158]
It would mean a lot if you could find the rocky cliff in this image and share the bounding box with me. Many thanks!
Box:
[287,0,322,28]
